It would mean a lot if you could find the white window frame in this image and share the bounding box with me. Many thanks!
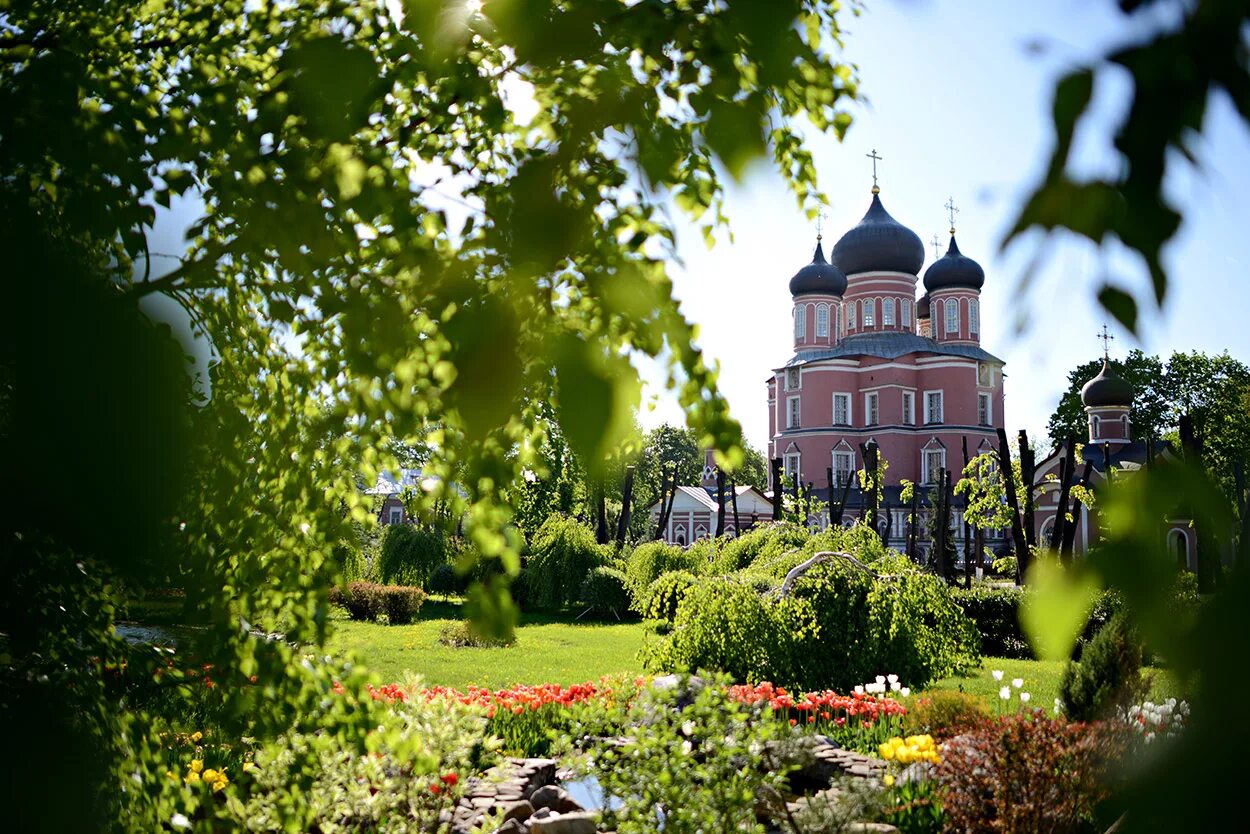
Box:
[944,298,958,335]
[794,304,807,339]
[1092,415,1101,437]
[785,368,801,391]
[847,300,857,330]
[816,303,829,337]
[832,449,855,486]
[388,507,403,525]
[969,298,980,334]
[862,298,876,327]
[978,393,991,426]
[787,395,801,429]
[833,305,841,338]
[784,452,801,483]
[902,298,912,326]
[925,390,944,424]
[832,393,852,426]
[902,391,915,425]
[922,448,947,486]
[882,297,896,326]
[865,391,879,426]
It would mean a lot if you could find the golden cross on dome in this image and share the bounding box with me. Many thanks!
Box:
[1097,323,1115,360]
[866,148,882,193]
[944,196,960,234]
[816,208,827,241]
[930,233,944,260]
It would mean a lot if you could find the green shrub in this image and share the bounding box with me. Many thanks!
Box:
[524,514,606,609]
[901,690,991,740]
[951,585,1031,658]
[382,585,427,624]
[648,542,980,691]
[378,524,449,589]
[991,555,1017,577]
[580,566,631,615]
[642,570,698,622]
[438,620,516,647]
[340,581,387,621]
[1060,612,1150,721]
[708,522,809,574]
[427,563,461,596]
[623,541,698,610]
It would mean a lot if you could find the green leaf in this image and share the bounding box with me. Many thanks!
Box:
[1020,557,1101,662]
[1097,284,1138,334]
[280,36,384,142]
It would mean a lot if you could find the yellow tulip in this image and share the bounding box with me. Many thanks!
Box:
[883,774,896,787]
[190,731,203,743]
[190,759,203,773]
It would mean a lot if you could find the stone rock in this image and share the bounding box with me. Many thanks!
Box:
[501,800,534,824]
[528,811,598,834]
[530,784,582,814]
[494,819,526,834]
[532,807,553,821]
[847,824,900,833]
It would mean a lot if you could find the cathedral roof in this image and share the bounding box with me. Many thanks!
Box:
[831,193,925,276]
[783,332,1003,367]
[923,234,985,291]
[789,240,848,297]
[1080,360,1134,408]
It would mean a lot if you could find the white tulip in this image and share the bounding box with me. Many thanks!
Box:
[1012,678,1024,689]
[876,675,886,685]
[854,685,864,695]
[992,670,1004,681]
[1020,692,1031,703]
[999,686,1011,700]
[900,687,910,697]
[887,674,899,684]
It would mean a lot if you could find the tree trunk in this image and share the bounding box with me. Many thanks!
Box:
[616,465,634,546]
[770,457,784,520]
[834,465,853,528]
[655,466,675,540]
[934,470,949,581]
[715,467,726,537]
[907,488,919,561]
[596,480,609,545]
[730,477,740,534]
[1018,430,1037,552]
[997,428,1029,585]
[1061,460,1092,559]
[962,436,973,588]
[1050,437,1075,557]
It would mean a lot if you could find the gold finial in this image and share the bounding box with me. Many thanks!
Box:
[1097,323,1115,361]
[944,196,959,235]
[930,233,943,260]
[866,148,882,193]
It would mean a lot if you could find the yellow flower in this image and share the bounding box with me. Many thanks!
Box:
[190,731,203,743]
[202,769,218,782]
[190,759,203,773]
[212,777,228,792]
[184,771,201,784]
[883,774,896,787]
[878,743,895,760]
[242,761,256,773]
[166,770,179,782]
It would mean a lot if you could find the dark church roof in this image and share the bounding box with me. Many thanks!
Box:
[1081,361,1134,407]
[784,332,1003,367]
[789,240,848,297]
[923,234,985,291]
[831,193,925,276]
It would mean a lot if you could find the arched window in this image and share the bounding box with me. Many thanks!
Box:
[1092,415,1102,437]
[883,297,896,326]
[816,303,829,337]
[1040,516,1056,544]
[902,298,913,326]
[847,299,857,330]
[794,304,807,339]
[969,298,980,334]
[943,299,958,335]
[1169,529,1190,570]
[833,305,841,338]
[674,526,687,547]
[862,298,876,327]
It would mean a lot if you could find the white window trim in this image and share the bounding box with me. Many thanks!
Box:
[864,391,879,426]
[969,298,980,334]
[833,305,841,338]
[388,507,403,524]
[784,452,801,483]
[847,300,857,330]
[832,392,852,427]
[862,298,876,327]
[922,448,947,486]
[978,393,992,426]
[901,391,915,426]
[816,303,829,337]
[924,389,944,424]
[787,395,801,429]
[795,304,807,339]
[944,298,958,335]
[832,449,855,486]
[882,297,896,326]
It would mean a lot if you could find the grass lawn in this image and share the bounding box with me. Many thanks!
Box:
[926,656,1183,712]
[325,600,648,689]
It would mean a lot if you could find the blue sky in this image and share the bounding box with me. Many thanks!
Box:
[645,0,1250,451]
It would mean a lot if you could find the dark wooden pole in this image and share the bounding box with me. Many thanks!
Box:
[1018,430,1037,552]
[715,467,726,537]
[616,465,635,546]
[996,427,1029,585]
[907,487,919,561]
[834,464,853,528]
[596,480,609,544]
[961,436,973,588]
[770,457,784,520]
[1050,437,1076,557]
[730,477,740,534]
[1061,460,1092,559]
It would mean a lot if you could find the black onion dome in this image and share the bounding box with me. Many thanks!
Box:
[917,293,931,319]
[831,193,925,276]
[789,240,848,297]
[923,235,985,292]
[1081,361,1134,408]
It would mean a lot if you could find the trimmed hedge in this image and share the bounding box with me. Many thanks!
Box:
[330,581,427,624]
[950,585,1032,658]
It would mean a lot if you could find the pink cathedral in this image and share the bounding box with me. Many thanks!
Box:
[766,186,1005,557]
